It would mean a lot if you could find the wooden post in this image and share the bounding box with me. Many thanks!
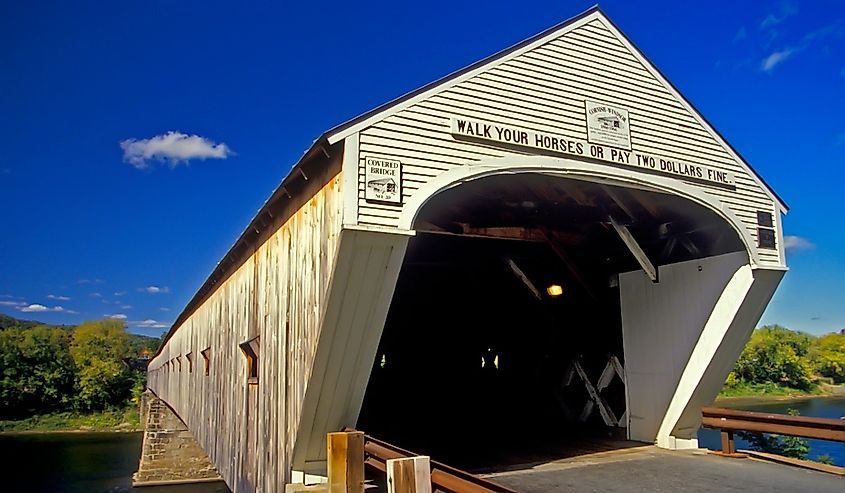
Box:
[721,430,736,455]
[327,431,364,493]
[387,456,431,493]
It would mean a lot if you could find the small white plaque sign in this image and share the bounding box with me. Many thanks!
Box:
[585,101,631,149]
[365,157,402,203]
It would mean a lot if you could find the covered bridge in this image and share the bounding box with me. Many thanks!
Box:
[146,7,787,492]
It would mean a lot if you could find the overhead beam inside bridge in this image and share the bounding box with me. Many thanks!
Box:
[609,215,658,282]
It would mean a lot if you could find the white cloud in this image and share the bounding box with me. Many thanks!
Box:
[140,285,170,294]
[0,300,25,307]
[114,291,127,297]
[784,235,814,252]
[105,313,128,320]
[733,26,747,42]
[120,304,133,310]
[760,2,797,30]
[133,319,170,329]
[120,131,233,169]
[90,292,103,298]
[77,279,104,285]
[159,307,170,312]
[20,304,64,313]
[761,48,795,72]
[47,294,71,301]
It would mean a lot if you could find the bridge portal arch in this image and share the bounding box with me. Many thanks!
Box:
[397,156,760,267]
[350,158,773,467]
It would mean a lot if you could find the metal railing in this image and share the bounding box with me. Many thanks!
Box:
[701,406,845,455]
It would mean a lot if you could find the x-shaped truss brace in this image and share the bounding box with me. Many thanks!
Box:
[561,355,627,427]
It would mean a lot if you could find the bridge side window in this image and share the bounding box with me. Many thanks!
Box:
[201,347,211,376]
[176,355,182,372]
[186,352,193,373]
[239,336,260,385]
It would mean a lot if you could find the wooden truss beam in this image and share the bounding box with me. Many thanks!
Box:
[609,216,658,282]
[505,257,542,300]
[540,228,596,299]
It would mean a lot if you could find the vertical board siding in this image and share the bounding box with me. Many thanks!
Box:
[147,174,344,492]
[356,18,782,266]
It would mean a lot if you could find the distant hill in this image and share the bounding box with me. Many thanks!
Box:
[0,313,41,330]
[128,333,162,358]
[0,312,161,357]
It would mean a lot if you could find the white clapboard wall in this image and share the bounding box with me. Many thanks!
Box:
[351,15,784,267]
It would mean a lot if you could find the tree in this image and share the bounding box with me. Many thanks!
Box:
[811,333,845,383]
[0,325,76,418]
[70,320,132,410]
[739,430,809,459]
[731,325,815,391]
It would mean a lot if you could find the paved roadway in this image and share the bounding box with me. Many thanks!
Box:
[484,446,843,492]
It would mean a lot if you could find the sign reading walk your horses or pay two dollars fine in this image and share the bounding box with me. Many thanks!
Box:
[450,116,736,188]
[365,157,402,203]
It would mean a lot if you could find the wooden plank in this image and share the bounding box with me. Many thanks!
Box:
[387,456,432,493]
[505,258,542,300]
[572,360,617,427]
[328,432,364,493]
[147,176,345,491]
[540,228,596,299]
[609,216,658,282]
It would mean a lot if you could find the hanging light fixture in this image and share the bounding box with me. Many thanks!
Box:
[546,284,563,297]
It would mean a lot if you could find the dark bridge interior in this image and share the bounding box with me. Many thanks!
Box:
[356,174,745,470]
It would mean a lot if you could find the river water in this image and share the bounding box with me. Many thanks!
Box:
[1,397,842,491]
[697,395,845,466]
[0,432,229,493]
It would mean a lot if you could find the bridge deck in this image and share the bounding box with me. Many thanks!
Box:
[482,446,843,493]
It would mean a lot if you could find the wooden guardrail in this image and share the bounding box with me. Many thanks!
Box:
[701,406,845,456]
[291,431,518,493]
[363,434,519,493]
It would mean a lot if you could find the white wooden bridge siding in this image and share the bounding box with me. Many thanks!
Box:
[147,175,344,492]
[355,17,783,267]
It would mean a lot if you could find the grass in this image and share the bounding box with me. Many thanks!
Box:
[718,381,825,399]
[0,406,140,433]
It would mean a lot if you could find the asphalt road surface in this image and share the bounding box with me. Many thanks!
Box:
[484,446,843,493]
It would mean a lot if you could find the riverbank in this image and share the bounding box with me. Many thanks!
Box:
[0,407,140,433]
[716,382,845,404]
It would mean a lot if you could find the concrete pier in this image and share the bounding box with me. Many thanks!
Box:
[133,390,223,487]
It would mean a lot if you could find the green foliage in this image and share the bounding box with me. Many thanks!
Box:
[0,313,40,331]
[736,409,839,466]
[0,325,77,418]
[0,314,148,426]
[0,407,141,432]
[70,319,130,367]
[718,380,822,398]
[127,334,161,359]
[70,320,134,411]
[815,455,835,465]
[730,325,816,391]
[738,430,810,459]
[811,333,845,383]
[723,325,845,397]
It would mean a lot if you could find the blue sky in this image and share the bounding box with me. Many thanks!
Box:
[1,0,843,336]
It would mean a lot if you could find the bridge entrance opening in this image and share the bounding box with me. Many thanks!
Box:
[356,174,745,470]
